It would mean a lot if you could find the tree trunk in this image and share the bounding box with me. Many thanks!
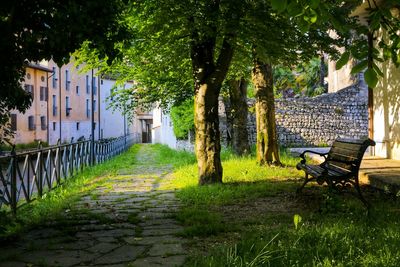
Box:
[320,54,325,90]
[228,78,250,156]
[191,37,234,184]
[195,84,223,184]
[251,57,281,166]
[222,96,233,147]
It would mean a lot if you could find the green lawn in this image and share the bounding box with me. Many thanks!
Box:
[155,144,400,267]
[2,144,400,266]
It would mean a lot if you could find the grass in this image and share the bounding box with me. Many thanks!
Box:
[150,144,400,267]
[0,141,50,152]
[0,144,141,240]
[157,145,302,205]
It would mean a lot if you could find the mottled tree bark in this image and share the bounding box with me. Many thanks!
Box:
[228,78,250,156]
[191,37,234,184]
[222,96,233,147]
[251,57,281,166]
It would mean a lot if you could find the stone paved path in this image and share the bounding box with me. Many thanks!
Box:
[0,145,187,267]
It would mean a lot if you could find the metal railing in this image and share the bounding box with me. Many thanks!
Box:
[0,133,139,214]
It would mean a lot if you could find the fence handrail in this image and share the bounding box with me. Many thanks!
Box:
[0,133,140,214]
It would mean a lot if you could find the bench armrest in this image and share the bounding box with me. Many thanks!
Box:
[298,150,328,164]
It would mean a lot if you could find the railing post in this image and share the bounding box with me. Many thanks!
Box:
[90,134,95,166]
[70,137,74,177]
[37,142,43,198]
[10,146,17,215]
[57,139,61,182]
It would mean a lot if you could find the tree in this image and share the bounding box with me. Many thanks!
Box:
[252,57,281,165]
[273,0,400,88]
[0,0,129,143]
[226,78,250,156]
[244,1,356,166]
[80,0,245,184]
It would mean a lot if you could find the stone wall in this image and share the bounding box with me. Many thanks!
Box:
[219,84,369,147]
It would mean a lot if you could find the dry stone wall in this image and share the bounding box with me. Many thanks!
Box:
[219,84,368,147]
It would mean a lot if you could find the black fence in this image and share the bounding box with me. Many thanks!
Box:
[0,134,139,214]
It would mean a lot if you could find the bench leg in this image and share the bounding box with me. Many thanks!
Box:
[297,173,310,193]
[354,176,370,208]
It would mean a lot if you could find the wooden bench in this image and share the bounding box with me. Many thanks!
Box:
[296,138,375,206]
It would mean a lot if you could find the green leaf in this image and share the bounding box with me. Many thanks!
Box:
[373,62,384,77]
[350,60,368,74]
[335,51,350,70]
[293,214,302,230]
[287,1,302,16]
[364,68,378,88]
[271,0,287,13]
[310,0,320,9]
[310,14,318,24]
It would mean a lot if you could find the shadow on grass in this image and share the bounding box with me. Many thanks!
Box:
[147,144,400,266]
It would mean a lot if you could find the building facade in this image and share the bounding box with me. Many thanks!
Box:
[11,59,146,146]
[11,63,52,144]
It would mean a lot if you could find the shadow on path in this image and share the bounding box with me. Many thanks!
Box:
[0,145,187,267]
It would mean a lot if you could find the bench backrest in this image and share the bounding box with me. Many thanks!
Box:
[325,138,376,175]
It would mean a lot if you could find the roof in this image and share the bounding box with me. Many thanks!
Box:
[26,63,53,73]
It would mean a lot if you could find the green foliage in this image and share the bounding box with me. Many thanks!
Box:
[279,0,400,88]
[170,99,194,139]
[0,0,130,142]
[273,58,326,97]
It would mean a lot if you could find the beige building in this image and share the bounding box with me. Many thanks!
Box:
[12,59,150,146]
[47,60,100,144]
[328,1,400,160]
[11,63,52,144]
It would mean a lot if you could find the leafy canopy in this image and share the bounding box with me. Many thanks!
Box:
[0,0,130,142]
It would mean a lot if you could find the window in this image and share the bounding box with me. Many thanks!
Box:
[24,84,34,99]
[28,116,35,131]
[10,114,17,131]
[101,79,103,85]
[86,99,90,118]
[66,97,71,116]
[27,73,31,80]
[40,87,48,101]
[52,67,57,88]
[41,76,45,82]
[76,85,79,95]
[52,95,57,116]
[86,75,90,94]
[40,116,46,130]
[92,77,97,95]
[76,122,80,131]
[93,122,96,130]
[93,100,96,112]
[65,70,70,90]
[53,122,56,131]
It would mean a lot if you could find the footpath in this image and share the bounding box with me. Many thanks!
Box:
[0,145,187,267]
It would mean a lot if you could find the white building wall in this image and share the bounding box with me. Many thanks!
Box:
[100,79,135,139]
[152,107,177,149]
[49,121,93,144]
